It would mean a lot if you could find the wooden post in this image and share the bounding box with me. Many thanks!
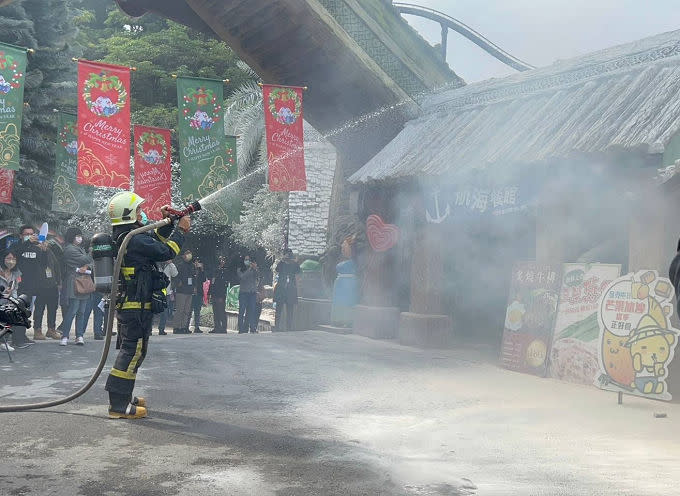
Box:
[410,223,444,314]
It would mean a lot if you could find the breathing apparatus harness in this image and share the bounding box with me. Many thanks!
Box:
[113,226,169,315]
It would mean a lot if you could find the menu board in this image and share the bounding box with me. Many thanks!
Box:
[500,262,560,376]
[550,263,621,385]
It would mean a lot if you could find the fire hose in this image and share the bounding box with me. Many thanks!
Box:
[0,217,174,413]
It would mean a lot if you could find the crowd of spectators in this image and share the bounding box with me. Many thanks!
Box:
[1,223,301,353]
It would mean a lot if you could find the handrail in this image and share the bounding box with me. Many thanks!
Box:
[393,2,535,72]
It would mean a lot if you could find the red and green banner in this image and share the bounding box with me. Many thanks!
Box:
[52,112,93,214]
[77,60,131,188]
[0,42,28,171]
[0,168,13,203]
[177,76,239,223]
[133,125,172,221]
[263,84,306,191]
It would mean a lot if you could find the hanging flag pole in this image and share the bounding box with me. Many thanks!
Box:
[257,82,308,91]
[171,74,230,83]
[71,57,137,71]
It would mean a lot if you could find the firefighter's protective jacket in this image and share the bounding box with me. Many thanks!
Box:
[114,221,184,311]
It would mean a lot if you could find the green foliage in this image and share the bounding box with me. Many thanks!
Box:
[231,183,287,259]
[0,0,261,234]
[77,6,253,131]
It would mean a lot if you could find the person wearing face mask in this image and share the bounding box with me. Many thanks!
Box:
[12,225,48,343]
[104,191,190,419]
[0,250,23,351]
[60,227,93,346]
[33,235,63,341]
[173,249,196,334]
[237,255,259,334]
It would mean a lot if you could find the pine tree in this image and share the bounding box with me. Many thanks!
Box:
[0,0,81,230]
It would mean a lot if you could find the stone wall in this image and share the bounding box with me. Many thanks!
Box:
[288,124,336,256]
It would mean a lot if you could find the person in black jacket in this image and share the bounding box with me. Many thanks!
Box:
[274,248,300,332]
[237,255,259,333]
[104,191,189,419]
[173,249,196,334]
[33,239,62,340]
[191,257,206,333]
[12,225,47,344]
[209,255,229,333]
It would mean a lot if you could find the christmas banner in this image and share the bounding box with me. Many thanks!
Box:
[52,112,93,214]
[0,42,28,170]
[595,270,678,401]
[263,84,306,191]
[550,263,621,386]
[500,262,560,376]
[212,135,240,223]
[177,77,223,197]
[133,125,172,221]
[77,60,131,188]
[0,168,13,203]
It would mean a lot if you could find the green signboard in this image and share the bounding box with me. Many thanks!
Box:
[0,42,28,170]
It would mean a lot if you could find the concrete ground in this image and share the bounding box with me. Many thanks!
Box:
[0,329,678,496]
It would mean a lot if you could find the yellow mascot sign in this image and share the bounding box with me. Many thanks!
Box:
[595,270,678,401]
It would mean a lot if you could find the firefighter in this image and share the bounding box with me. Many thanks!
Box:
[104,191,190,419]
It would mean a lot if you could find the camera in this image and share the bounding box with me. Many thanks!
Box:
[0,293,32,329]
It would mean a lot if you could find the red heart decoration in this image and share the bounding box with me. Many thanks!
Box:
[366,214,400,252]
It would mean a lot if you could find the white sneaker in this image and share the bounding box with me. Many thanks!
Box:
[0,342,14,352]
[59,337,68,346]
[76,336,84,346]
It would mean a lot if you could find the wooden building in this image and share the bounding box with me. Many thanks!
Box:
[348,30,680,352]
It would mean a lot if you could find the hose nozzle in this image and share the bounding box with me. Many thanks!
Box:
[165,201,202,220]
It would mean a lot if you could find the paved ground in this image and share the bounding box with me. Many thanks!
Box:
[0,330,678,496]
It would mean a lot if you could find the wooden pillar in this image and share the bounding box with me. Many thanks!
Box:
[628,196,669,273]
[397,221,452,348]
[409,223,444,314]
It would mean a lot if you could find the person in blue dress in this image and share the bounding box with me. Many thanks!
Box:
[331,258,358,326]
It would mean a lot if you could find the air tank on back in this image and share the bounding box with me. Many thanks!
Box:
[91,232,116,293]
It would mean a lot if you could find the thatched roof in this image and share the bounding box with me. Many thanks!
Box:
[350,30,680,183]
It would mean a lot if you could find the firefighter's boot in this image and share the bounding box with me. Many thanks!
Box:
[108,404,148,419]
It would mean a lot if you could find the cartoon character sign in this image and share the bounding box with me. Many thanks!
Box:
[190,110,213,130]
[595,270,679,400]
[180,86,221,131]
[0,75,10,94]
[82,72,127,118]
[268,87,302,125]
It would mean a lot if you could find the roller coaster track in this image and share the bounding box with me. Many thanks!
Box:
[393,2,535,72]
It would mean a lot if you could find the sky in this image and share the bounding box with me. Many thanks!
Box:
[402,0,680,82]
